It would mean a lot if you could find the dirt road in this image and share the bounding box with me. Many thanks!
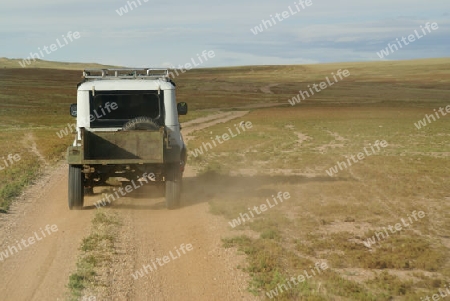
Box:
[0,111,259,301]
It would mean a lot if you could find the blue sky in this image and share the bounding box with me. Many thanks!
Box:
[1,0,449,67]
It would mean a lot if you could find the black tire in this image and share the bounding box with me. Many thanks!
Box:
[165,164,182,210]
[123,117,159,131]
[68,165,84,210]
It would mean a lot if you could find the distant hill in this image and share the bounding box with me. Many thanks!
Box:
[0,57,122,70]
[1,56,450,72]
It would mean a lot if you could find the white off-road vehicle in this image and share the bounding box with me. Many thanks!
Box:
[67,69,187,210]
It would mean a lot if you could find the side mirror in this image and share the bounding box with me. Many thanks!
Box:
[177,102,188,115]
[70,104,77,117]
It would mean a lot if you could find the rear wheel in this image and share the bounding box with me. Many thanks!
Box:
[165,164,182,210]
[68,165,84,210]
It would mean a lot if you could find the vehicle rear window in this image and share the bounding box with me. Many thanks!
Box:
[89,90,163,128]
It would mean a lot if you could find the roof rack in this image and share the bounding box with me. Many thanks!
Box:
[83,68,169,80]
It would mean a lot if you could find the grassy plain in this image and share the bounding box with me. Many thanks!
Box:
[0,58,449,300]
[189,104,449,300]
[184,58,450,300]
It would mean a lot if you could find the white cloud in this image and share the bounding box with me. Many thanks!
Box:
[0,0,449,66]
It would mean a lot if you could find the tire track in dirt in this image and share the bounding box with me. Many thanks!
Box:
[0,164,94,301]
[183,110,249,142]
[102,182,258,300]
[97,110,260,300]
